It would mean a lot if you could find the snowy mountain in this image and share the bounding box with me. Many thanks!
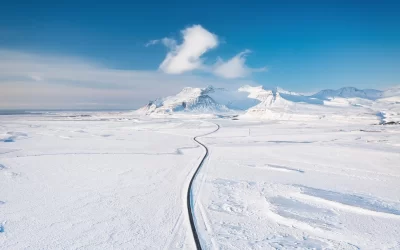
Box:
[274,87,306,96]
[238,85,324,107]
[238,85,292,107]
[311,87,383,100]
[238,85,399,123]
[136,86,230,115]
[239,85,343,120]
[137,85,265,115]
[136,84,399,123]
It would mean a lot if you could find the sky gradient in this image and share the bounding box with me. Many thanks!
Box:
[1,0,399,109]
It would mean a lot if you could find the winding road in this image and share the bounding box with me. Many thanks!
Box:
[187,123,220,250]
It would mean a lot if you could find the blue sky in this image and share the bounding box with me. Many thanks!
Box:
[0,0,399,109]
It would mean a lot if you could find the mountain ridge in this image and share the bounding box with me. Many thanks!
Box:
[136,85,399,123]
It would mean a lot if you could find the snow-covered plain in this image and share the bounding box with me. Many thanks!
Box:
[0,112,211,249]
[195,119,400,249]
[1,111,400,249]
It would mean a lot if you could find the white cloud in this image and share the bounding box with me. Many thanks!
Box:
[213,50,267,79]
[160,38,177,50]
[0,49,256,109]
[144,37,176,50]
[145,39,159,47]
[153,25,266,79]
[145,38,176,49]
[159,25,218,74]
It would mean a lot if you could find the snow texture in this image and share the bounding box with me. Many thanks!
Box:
[0,99,400,249]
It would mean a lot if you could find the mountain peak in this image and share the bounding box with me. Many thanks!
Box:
[137,85,229,115]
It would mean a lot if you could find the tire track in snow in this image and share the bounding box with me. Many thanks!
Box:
[187,123,219,250]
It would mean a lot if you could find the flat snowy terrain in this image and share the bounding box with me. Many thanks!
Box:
[1,112,400,249]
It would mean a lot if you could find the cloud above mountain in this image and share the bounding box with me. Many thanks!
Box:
[213,50,267,79]
[158,25,218,74]
[148,25,265,79]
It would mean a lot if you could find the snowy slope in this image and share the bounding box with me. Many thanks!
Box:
[136,86,230,115]
[378,86,400,103]
[237,85,400,123]
[312,86,400,123]
[311,87,383,100]
[136,84,400,123]
[238,85,380,122]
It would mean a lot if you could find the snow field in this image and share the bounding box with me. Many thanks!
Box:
[1,112,400,249]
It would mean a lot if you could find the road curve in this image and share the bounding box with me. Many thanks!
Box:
[187,123,220,250]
